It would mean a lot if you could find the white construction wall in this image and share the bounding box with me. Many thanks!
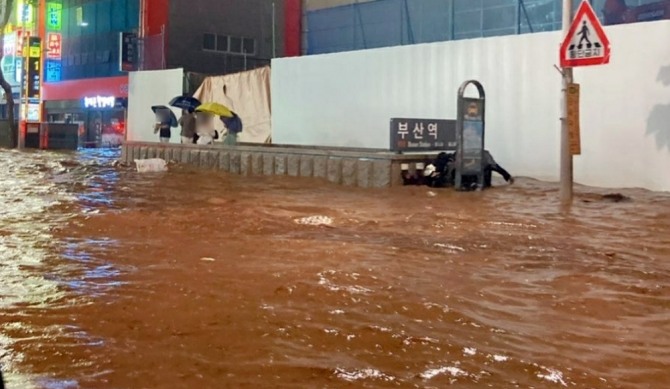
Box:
[127,68,184,144]
[272,21,670,192]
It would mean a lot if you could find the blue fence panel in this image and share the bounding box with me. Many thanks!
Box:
[406,0,452,44]
[306,5,355,54]
[305,0,670,55]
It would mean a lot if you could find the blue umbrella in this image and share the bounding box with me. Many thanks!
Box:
[222,113,243,134]
[169,95,201,112]
[151,105,178,128]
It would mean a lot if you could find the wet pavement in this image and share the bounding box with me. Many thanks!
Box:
[0,148,669,388]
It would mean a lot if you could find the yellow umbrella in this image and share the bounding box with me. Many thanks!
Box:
[195,102,234,118]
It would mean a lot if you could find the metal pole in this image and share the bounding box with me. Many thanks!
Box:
[272,2,276,58]
[560,0,574,205]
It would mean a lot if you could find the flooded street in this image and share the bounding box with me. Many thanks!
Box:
[0,148,669,388]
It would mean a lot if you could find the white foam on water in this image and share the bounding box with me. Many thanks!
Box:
[463,347,477,356]
[420,366,467,380]
[317,271,372,295]
[423,302,450,313]
[334,368,395,382]
[433,243,466,252]
[537,368,568,387]
[402,336,439,346]
[490,354,509,362]
[294,215,333,226]
[329,309,345,315]
[369,325,393,333]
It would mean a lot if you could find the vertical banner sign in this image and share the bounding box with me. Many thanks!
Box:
[119,32,138,72]
[455,80,487,191]
[15,29,25,84]
[46,33,62,59]
[17,0,34,28]
[25,37,41,100]
[45,60,62,82]
[567,83,581,155]
[460,98,485,174]
[46,3,63,83]
[46,3,63,30]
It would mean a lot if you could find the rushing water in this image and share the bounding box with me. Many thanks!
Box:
[0,148,668,389]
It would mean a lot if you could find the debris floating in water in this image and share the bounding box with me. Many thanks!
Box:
[134,158,168,173]
[200,257,216,262]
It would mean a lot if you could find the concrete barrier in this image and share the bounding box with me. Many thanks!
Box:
[121,141,437,188]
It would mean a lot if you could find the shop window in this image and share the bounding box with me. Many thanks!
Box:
[229,37,242,53]
[216,35,229,51]
[243,38,255,55]
[203,33,256,56]
[203,33,216,50]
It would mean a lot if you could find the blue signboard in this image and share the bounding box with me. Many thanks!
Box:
[45,59,61,82]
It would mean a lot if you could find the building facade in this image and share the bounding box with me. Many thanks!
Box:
[139,0,302,76]
[27,0,300,147]
[39,0,139,147]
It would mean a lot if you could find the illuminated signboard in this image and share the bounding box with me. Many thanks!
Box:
[83,96,116,109]
[45,60,61,82]
[24,37,41,100]
[2,32,15,87]
[3,33,14,56]
[29,38,42,58]
[47,2,63,31]
[20,103,41,122]
[15,58,22,83]
[1,56,15,84]
[46,33,61,59]
[16,29,25,56]
[16,0,34,28]
[27,103,40,121]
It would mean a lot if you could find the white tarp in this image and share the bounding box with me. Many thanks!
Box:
[193,67,272,143]
[127,68,184,143]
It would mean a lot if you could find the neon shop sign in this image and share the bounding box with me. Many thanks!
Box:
[83,96,116,109]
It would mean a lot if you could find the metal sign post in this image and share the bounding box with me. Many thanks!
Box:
[454,80,486,191]
[558,0,611,204]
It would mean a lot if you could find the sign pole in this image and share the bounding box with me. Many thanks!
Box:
[560,0,574,205]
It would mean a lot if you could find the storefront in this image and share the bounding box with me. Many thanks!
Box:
[42,76,129,148]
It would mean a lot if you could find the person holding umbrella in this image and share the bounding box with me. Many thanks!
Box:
[178,109,197,144]
[151,105,178,143]
[194,112,217,145]
[195,102,240,145]
[169,95,201,144]
[221,113,243,146]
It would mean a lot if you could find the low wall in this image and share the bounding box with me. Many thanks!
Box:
[122,141,434,188]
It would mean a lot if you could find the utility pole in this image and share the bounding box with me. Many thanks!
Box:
[560,0,574,205]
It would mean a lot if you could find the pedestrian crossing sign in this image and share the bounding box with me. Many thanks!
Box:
[560,0,611,68]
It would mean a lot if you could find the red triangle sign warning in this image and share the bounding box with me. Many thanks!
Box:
[560,0,611,68]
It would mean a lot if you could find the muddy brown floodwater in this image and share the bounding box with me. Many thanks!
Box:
[0,148,669,389]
